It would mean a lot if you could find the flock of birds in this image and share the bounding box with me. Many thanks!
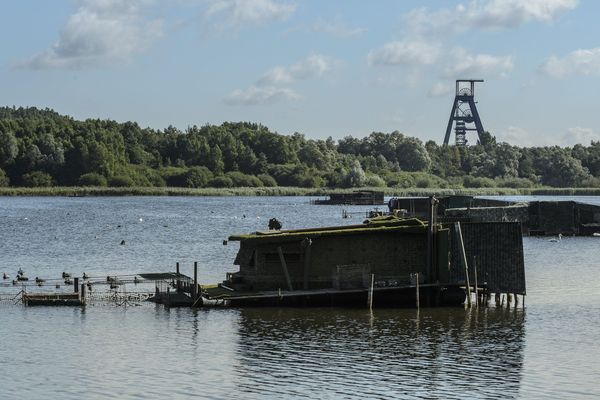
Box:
[2,269,90,289]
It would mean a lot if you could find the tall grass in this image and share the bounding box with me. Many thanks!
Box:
[1,186,600,197]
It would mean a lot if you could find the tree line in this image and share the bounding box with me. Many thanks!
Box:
[0,106,599,189]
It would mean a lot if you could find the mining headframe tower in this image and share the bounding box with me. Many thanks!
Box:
[443,79,485,146]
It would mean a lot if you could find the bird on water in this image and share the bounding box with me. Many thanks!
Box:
[548,233,563,242]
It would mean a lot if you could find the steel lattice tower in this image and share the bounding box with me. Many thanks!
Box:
[443,79,485,146]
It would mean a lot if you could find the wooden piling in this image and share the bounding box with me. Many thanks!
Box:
[277,246,294,291]
[176,262,181,292]
[415,272,420,309]
[368,273,374,310]
[474,258,478,308]
[74,277,79,293]
[193,261,198,301]
[80,283,86,305]
[456,223,472,307]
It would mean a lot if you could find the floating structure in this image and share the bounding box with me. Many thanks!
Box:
[312,190,385,205]
[203,198,525,308]
[388,196,600,236]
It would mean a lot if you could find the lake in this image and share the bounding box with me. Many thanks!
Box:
[1,196,599,399]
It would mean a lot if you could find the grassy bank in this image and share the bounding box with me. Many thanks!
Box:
[1,186,600,197]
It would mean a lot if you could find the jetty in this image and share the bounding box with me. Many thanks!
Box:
[1,268,201,308]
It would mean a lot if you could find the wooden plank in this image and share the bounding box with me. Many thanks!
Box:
[277,246,294,291]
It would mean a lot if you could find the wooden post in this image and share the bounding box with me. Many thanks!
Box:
[456,223,472,307]
[416,272,420,309]
[474,258,478,308]
[80,283,86,305]
[74,277,79,293]
[176,262,181,292]
[193,261,198,301]
[368,273,374,310]
[277,246,294,291]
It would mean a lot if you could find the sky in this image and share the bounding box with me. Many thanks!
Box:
[1,0,599,147]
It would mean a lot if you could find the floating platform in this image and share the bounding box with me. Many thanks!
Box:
[22,292,84,306]
[312,190,385,205]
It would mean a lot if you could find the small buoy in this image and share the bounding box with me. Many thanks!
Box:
[117,225,122,228]
[120,240,126,245]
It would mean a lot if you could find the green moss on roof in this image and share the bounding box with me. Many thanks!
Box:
[228,217,427,242]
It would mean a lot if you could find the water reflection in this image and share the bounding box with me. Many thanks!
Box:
[233,307,525,399]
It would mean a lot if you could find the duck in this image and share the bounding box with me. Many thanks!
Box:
[62,272,71,278]
[548,233,563,242]
[35,277,46,284]
[3,272,9,279]
[17,268,24,276]
[82,272,88,280]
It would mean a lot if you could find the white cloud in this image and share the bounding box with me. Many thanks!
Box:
[428,82,453,97]
[311,17,366,38]
[496,126,542,147]
[540,48,600,78]
[19,0,162,69]
[258,54,334,85]
[405,0,577,35]
[224,85,301,105]
[226,54,336,105]
[563,127,600,145]
[368,40,441,66]
[443,49,513,78]
[205,0,295,29]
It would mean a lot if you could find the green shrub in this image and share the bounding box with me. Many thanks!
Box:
[463,175,495,188]
[208,175,233,188]
[185,166,213,188]
[78,172,107,187]
[257,173,277,187]
[226,171,263,187]
[0,168,9,187]
[108,175,135,187]
[22,171,54,187]
[365,174,386,187]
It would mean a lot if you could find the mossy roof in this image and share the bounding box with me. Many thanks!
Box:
[228,217,428,243]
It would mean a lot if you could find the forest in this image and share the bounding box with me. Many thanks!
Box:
[0,106,599,190]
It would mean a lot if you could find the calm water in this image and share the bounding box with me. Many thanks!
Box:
[0,196,599,399]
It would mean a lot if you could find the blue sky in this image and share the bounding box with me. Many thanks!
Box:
[1,0,599,146]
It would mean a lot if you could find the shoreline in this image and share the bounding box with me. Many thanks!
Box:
[0,186,599,197]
